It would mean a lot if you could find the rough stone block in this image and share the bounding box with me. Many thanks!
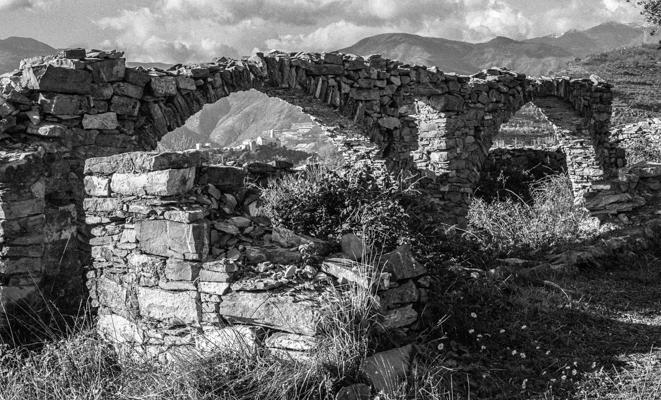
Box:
[98,314,144,344]
[379,280,419,309]
[136,287,198,324]
[381,245,426,280]
[89,58,126,82]
[39,93,89,115]
[24,64,92,94]
[84,175,111,197]
[163,209,206,223]
[199,269,233,282]
[0,257,43,275]
[218,291,319,336]
[150,76,178,97]
[176,76,196,91]
[91,83,114,100]
[27,123,66,137]
[82,197,123,213]
[166,220,209,258]
[112,82,144,99]
[165,259,200,281]
[82,112,119,130]
[110,168,195,196]
[96,277,128,312]
[199,281,231,295]
[135,220,168,256]
[382,305,418,329]
[110,95,140,116]
[136,220,209,259]
[0,198,45,219]
[360,345,413,394]
[124,67,151,87]
[0,215,45,238]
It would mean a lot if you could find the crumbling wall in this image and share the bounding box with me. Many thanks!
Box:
[82,150,428,361]
[0,47,620,321]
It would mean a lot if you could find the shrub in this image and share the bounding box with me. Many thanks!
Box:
[259,164,417,252]
[466,174,597,257]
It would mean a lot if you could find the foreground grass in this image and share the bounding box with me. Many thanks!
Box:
[408,244,661,400]
[2,248,659,400]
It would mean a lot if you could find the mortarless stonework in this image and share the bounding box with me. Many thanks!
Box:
[0,47,629,336]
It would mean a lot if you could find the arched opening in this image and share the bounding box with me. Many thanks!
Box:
[156,89,344,167]
[476,101,568,202]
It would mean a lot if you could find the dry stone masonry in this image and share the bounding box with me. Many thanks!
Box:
[83,150,427,360]
[0,46,636,333]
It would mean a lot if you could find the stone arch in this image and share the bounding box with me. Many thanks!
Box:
[408,70,618,224]
[0,48,620,318]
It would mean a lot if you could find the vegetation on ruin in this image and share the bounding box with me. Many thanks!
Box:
[466,174,599,257]
[259,163,418,252]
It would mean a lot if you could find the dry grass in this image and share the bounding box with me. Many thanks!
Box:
[466,174,598,257]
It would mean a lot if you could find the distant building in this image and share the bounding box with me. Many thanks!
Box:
[291,122,315,134]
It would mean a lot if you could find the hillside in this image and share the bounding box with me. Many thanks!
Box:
[339,22,647,75]
[560,46,661,126]
[0,36,57,73]
[527,21,644,56]
[160,90,324,150]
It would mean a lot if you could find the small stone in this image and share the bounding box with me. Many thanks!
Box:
[214,221,240,235]
[361,345,413,394]
[229,216,251,228]
[199,282,231,296]
[82,112,118,130]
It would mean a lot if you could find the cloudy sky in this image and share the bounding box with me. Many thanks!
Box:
[0,0,645,63]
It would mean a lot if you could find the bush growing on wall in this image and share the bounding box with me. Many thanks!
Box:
[259,164,417,251]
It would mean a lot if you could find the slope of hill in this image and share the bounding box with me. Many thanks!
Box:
[528,22,645,56]
[560,46,661,126]
[338,33,477,74]
[159,90,318,150]
[0,36,56,73]
[338,22,646,75]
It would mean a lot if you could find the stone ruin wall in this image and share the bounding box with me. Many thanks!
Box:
[0,47,625,333]
[83,150,428,360]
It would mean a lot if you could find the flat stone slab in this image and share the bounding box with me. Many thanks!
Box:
[110,168,195,196]
[218,291,319,336]
[136,287,199,325]
[136,219,209,260]
[84,151,203,175]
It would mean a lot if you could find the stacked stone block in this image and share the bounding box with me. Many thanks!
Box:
[0,47,620,320]
[83,150,428,361]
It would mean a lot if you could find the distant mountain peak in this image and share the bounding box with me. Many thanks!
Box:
[339,21,648,76]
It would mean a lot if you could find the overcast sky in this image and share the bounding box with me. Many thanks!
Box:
[0,0,645,63]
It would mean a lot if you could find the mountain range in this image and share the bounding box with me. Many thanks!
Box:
[0,36,57,74]
[338,22,647,75]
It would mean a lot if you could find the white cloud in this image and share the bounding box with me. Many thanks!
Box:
[0,0,52,10]
[95,0,646,63]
